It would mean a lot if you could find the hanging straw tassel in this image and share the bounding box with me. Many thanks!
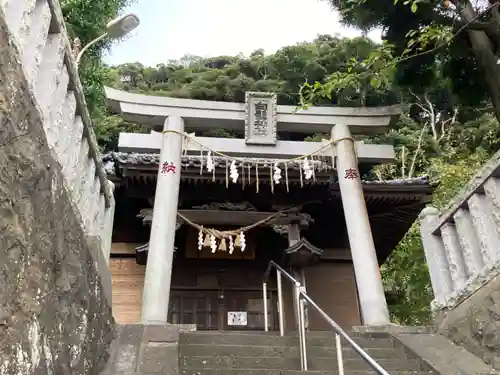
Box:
[234,234,241,249]
[210,235,217,253]
[285,162,289,192]
[198,228,204,251]
[203,233,211,247]
[218,238,227,252]
[255,164,259,193]
[299,161,304,187]
[270,165,274,194]
[312,158,316,182]
[241,163,245,188]
[199,149,204,175]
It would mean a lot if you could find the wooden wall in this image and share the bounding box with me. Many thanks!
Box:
[109,246,360,329]
[305,261,361,329]
[110,257,145,324]
[282,261,360,331]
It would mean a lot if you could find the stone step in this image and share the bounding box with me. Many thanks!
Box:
[57,90,77,163]
[47,62,70,152]
[179,332,395,349]
[306,358,421,371]
[180,369,432,375]
[21,0,52,85]
[179,343,400,359]
[180,356,420,371]
[0,0,37,46]
[304,372,431,375]
[307,336,394,348]
[34,33,65,115]
[180,370,282,375]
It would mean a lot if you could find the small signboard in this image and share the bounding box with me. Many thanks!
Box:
[227,311,248,326]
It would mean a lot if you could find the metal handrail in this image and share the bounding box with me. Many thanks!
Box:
[262,260,390,375]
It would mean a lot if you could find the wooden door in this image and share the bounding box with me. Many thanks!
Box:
[168,291,219,330]
[223,291,277,331]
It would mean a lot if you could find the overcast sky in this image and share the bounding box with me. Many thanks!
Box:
[103,0,381,67]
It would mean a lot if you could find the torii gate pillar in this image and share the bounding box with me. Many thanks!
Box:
[141,116,184,324]
[332,124,390,326]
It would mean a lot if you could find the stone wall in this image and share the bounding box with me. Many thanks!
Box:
[436,271,500,370]
[0,1,115,374]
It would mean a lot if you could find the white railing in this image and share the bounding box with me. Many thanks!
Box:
[262,260,390,375]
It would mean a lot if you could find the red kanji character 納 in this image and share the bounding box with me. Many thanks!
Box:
[161,161,176,174]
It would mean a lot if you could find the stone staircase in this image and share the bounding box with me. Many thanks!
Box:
[178,331,436,375]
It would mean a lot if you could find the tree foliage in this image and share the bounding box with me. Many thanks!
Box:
[315,0,500,122]
[107,36,400,107]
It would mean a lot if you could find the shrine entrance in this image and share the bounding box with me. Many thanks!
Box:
[105,88,424,327]
[162,225,281,331]
[168,289,278,331]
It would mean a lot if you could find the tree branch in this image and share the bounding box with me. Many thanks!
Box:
[438,107,458,143]
[409,124,427,179]
[401,146,406,179]
[434,12,491,30]
[423,93,437,140]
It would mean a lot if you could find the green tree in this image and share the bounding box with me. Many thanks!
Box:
[318,0,500,122]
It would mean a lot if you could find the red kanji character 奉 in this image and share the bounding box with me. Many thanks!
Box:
[161,161,176,174]
[344,168,359,180]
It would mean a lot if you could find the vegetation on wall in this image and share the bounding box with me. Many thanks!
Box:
[65,0,500,324]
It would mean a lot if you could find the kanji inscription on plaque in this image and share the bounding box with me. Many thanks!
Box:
[245,92,277,145]
[253,101,268,137]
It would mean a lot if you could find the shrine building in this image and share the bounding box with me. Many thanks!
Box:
[103,88,433,330]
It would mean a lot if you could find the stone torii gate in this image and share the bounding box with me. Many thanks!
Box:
[106,87,401,326]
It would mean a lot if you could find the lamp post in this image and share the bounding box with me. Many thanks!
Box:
[75,13,140,67]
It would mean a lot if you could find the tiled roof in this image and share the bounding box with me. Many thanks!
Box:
[102,152,431,186]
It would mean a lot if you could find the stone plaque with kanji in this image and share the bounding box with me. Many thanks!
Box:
[245,92,277,145]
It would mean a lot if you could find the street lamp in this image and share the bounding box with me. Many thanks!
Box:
[75,13,140,67]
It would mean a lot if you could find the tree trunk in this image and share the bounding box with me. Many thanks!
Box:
[460,1,500,123]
